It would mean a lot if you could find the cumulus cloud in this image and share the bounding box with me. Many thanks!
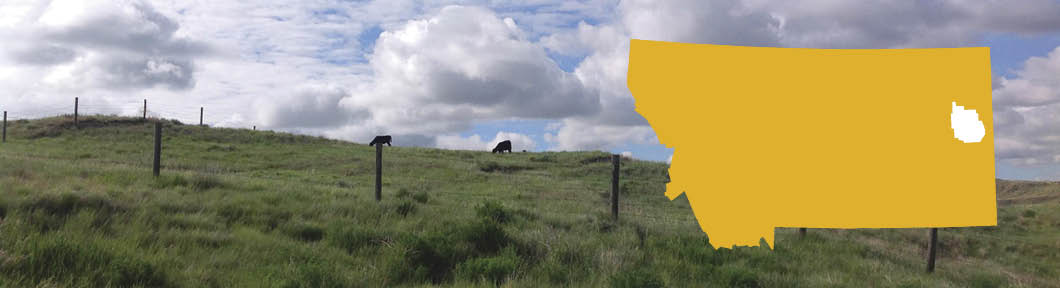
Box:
[436,131,537,151]
[541,0,785,151]
[361,6,599,121]
[993,47,1060,165]
[261,85,370,128]
[745,0,1060,48]
[306,5,606,145]
[545,119,656,151]
[994,47,1060,108]
[542,0,1060,154]
[4,0,1060,169]
[0,0,209,93]
[621,0,782,47]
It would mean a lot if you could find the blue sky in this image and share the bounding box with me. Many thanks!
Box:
[2,0,1060,179]
[462,32,1060,166]
[980,34,1060,78]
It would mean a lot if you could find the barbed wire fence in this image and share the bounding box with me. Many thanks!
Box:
[1,97,257,129]
[0,97,1032,275]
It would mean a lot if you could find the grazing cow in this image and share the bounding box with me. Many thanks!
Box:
[492,140,512,154]
[369,135,392,146]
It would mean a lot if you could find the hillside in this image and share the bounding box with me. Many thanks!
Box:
[0,115,1058,287]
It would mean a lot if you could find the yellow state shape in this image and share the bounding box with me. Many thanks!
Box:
[627,39,996,249]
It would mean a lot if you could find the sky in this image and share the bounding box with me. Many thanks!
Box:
[1,0,1060,180]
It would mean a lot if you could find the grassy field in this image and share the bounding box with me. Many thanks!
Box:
[0,115,1057,287]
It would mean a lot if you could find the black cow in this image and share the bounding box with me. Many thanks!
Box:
[492,140,512,154]
[369,135,392,146]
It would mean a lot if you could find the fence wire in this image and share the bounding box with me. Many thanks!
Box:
[1,98,250,129]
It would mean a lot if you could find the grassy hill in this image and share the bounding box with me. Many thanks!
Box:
[0,115,1057,287]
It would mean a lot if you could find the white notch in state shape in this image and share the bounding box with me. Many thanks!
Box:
[950,102,985,143]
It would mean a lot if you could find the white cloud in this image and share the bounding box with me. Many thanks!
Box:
[0,0,209,112]
[362,5,599,119]
[993,47,1060,165]
[621,0,782,47]
[304,5,606,145]
[542,0,1060,153]
[950,102,986,143]
[994,47,1060,108]
[745,0,1060,48]
[260,85,369,128]
[545,119,656,151]
[3,0,1060,168]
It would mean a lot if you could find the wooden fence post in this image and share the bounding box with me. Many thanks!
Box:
[153,122,162,176]
[2,111,6,143]
[612,154,620,220]
[375,143,383,202]
[199,107,204,126]
[143,99,147,121]
[927,228,938,272]
[74,97,79,128]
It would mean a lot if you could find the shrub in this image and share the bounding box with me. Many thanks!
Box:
[3,237,170,287]
[580,155,613,164]
[716,265,759,288]
[610,268,665,288]
[412,191,430,203]
[476,201,511,224]
[466,221,510,255]
[543,243,594,284]
[478,161,531,173]
[283,222,325,242]
[152,175,190,189]
[529,154,556,162]
[385,234,460,284]
[460,220,511,255]
[396,188,411,198]
[661,235,718,266]
[968,272,1006,288]
[151,174,225,191]
[396,200,417,217]
[20,193,125,231]
[328,226,390,254]
[190,174,225,191]
[280,262,348,288]
[205,144,237,152]
[216,202,253,225]
[1022,209,1036,218]
[396,188,429,203]
[455,248,520,285]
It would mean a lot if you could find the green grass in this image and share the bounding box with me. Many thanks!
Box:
[0,115,1057,287]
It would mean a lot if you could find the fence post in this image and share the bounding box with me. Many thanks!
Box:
[143,99,147,121]
[375,143,383,202]
[199,107,203,126]
[612,154,620,220]
[2,111,6,143]
[153,122,162,176]
[253,126,256,131]
[799,228,807,238]
[74,97,79,129]
[927,228,938,272]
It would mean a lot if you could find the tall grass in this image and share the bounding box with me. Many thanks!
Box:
[0,116,1056,287]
